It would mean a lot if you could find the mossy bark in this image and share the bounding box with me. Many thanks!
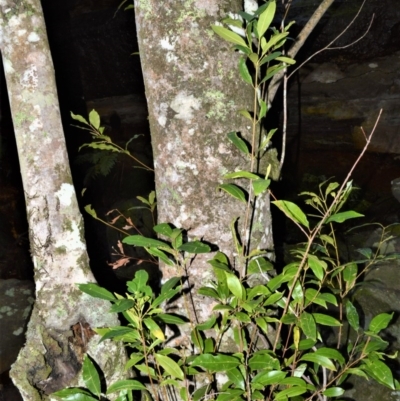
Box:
[134,1,274,323]
[0,1,127,399]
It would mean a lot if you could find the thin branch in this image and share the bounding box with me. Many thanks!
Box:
[288,0,372,80]
[267,0,336,105]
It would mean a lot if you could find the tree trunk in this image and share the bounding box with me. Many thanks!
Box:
[0,2,126,400]
[134,0,275,324]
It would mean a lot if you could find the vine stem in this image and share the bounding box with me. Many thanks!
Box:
[272,109,383,353]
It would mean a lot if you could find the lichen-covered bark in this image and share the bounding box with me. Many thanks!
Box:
[134,0,274,324]
[0,1,127,399]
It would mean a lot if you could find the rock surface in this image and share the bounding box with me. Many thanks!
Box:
[0,279,34,374]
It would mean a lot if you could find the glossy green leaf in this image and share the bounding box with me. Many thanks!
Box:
[143,318,165,341]
[198,286,220,300]
[257,0,275,38]
[155,354,184,380]
[299,312,317,341]
[248,256,273,274]
[97,326,140,343]
[153,223,173,237]
[322,387,345,397]
[78,283,115,301]
[156,313,186,325]
[146,247,175,266]
[363,358,395,389]
[196,315,217,331]
[218,184,247,203]
[122,235,171,249]
[192,385,209,401]
[107,379,147,394]
[272,200,309,228]
[325,210,364,223]
[124,353,144,370]
[307,254,327,281]
[313,313,342,327]
[252,178,271,196]
[88,109,100,129]
[109,299,135,313]
[178,241,211,254]
[345,299,360,331]
[223,170,260,180]
[51,388,96,401]
[192,354,240,372]
[238,109,253,121]
[80,142,118,152]
[227,131,249,154]
[249,351,279,371]
[161,276,181,294]
[227,367,245,390]
[300,353,336,371]
[315,348,345,366]
[252,370,286,386]
[274,386,307,400]
[238,57,253,85]
[152,287,181,308]
[71,111,89,125]
[84,204,97,219]
[275,56,296,65]
[368,312,393,334]
[258,98,268,121]
[212,25,248,47]
[226,273,244,300]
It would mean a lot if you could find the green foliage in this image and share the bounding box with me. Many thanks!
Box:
[57,2,399,401]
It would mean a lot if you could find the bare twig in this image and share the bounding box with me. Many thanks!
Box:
[288,0,373,80]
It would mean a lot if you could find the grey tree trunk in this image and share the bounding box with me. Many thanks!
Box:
[0,1,126,400]
[134,0,275,324]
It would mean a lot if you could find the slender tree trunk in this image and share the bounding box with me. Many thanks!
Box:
[0,1,126,400]
[134,0,275,327]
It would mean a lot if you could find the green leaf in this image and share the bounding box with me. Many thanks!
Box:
[272,200,309,228]
[155,354,184,380]
[363,358,395,389]
[258,98,268,121]
[97,326,140,343]
[325,210,364,223]
[275,56,296,65]
[218,184,247,203]
[153,223,173,237]
[212,25,248,47]
[192,385,209,401]
[146,247,175,266]
[238,109,253,121]
[191,354,240,372]
[315,348,345,366]
[52,388,97,401]
[313,313,342,327]
[109,299,135,313]
[178,241,211,254]
[78,283,115,301]
[257,0,276,38]
[300,353,337,371]
[252,370,287,386]
[227,131,249,154]
[161,277,181,294]
[107,379,147,394]
[248,256,273,275]
[196,315,217,331]
[226,367,245,390]
[274,386,307,400]
[143,318,165,341]
[123,235,171,249]
[307,254,327,281]
[238,57,253,85]
[249,351,279,371]
[82,355,101,397]
[345,299,360,331]
[226,273,244,300]
[88,109,100,129]
[223,170,260,180]
[198,287,220,300]
[322,387,345,397]
[343,262,357,285]
[252,178,271,196]
[84,204,97,219]
[71,111,89,125]
[368,312,393,334]
[80,142,119,152]
[299,312,317,341]
[156,313,186,325]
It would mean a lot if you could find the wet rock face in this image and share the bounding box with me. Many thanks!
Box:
[0,279,35,374]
